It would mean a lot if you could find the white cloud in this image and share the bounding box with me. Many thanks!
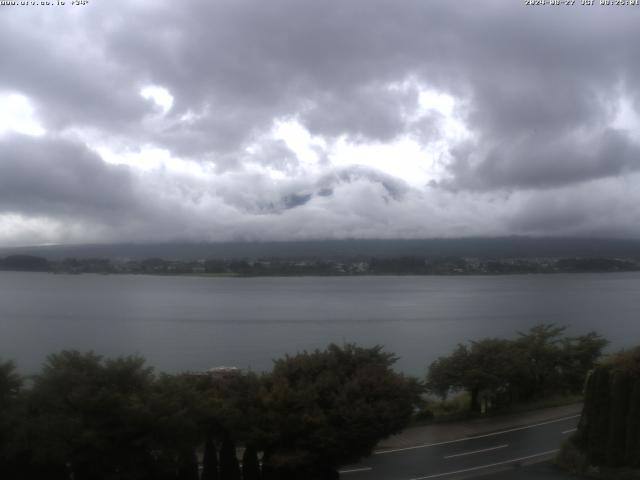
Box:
[96,144,208,177]
[272,120,327,172]
[272,117,451,188]
[140,85,174,115]
[611,94,640,141]
[0,93,46,137]
[330,137,437,187]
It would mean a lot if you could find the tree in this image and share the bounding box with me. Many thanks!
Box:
[427,339,523,412]
[0,360,21,406]
[515,324,567,399]
[177,448,199,480]
[194,370,264,444]
[184,368,265,480]
[426,344,470,400]
[219,436,241,480]
[0,361,24,479]
[561,332,608,393]
[148,373,212,478]
[259,344,421,478]
[202,434,219,480]
[16,352,223,479]
[427,325,608,413]
[25,351,162,480]
[242,445,261,480]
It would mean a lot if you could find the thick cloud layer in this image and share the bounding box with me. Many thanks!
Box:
[0,135,137,218]
[1,1,639,245]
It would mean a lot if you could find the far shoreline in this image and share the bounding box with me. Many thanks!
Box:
[2,269,640,278]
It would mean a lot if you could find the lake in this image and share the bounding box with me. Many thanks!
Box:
[1,271,639,376]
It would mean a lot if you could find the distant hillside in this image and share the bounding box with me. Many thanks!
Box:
[2,237,640,261]
[0,255,50,272]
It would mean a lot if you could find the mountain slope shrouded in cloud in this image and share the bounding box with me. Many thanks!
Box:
[4,238,640,262]
[2,1,640,246]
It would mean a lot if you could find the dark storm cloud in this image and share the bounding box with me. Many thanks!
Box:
[0,15,148,133]
[0,135,138,219]
[94,0,640,174]
[504,177,640,237]
[444,128,640,191]
[1,0,640,243]
[298,82,420,143]
[424,7,640,190]
[5,0,639,166]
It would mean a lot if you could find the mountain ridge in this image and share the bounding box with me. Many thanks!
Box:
[3,237,640,261]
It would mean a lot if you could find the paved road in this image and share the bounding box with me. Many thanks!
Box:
[339,414,579,480]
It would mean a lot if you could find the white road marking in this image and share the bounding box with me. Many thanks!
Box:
[409,449,559,479]
[375,414,580,455]
[339,467,373,474]
[443,444,508,459]
[561,428,577,434]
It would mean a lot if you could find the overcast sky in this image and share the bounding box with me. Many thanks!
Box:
[1,0,640,246]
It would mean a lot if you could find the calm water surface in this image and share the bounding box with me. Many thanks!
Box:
[1,272,639,376]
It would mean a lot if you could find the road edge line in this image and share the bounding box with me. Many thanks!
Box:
[375,414,580,455]
[409,449,559,479]
[443,444,509,459]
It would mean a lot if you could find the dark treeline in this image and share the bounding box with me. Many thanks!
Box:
[0,344,420,480]
[426,325,608,414]
[1,254,639,276]
[0,326,609,479]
